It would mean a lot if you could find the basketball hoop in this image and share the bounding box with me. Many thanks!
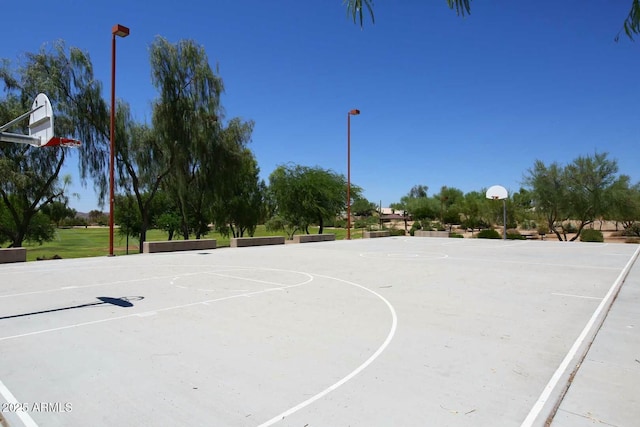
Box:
[486,185,509,240]
[0,93,82,148]
[486,185,508,200]
[42,137,82,148]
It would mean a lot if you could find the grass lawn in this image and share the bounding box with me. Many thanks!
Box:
[21,225,364,262]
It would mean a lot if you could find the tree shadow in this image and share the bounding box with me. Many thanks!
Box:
[0,296,144,320]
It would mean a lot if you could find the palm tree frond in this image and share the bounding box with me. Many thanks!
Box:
[446,0,472,17]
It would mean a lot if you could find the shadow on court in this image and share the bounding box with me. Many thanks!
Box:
[0,296,144,320]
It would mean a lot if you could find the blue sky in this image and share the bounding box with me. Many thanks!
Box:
[2,0,639,212]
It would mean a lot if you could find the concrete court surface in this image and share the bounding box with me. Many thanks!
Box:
[0,237,638,427]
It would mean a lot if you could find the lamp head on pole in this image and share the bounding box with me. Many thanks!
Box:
[348,109,360,116]
[112,24,130,38]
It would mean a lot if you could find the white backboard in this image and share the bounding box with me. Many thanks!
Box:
[28,93,54,146]
[486,185,508,200]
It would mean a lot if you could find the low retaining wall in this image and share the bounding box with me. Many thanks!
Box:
[292,234,336,243]
[0,247,27,264]
[414,230,449,238]
[230,236,285,248]
[143,239,217,253]
[363,231,390,238]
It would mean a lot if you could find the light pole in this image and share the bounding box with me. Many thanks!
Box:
[109,24,130,257]
[347,109,360,240]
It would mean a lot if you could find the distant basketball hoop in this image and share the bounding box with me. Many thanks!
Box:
[486,185,508,200]
[0,93,81,148]
[486,185,508,240]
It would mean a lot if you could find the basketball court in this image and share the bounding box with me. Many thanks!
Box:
[1,237,638,426]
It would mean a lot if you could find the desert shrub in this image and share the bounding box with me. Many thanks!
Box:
[323,217,338,227]
[477,229,501,239]
[62,217,88,227]
[354,219,367,229]
[623,223,640,237]
[389,228,406,236]
[461,218,489,231]
[506,229,525,240]
[580,229,604,242]
[265,216,285,232]
[334,218,346,228]
[409,222,422,236]
[431,221,445,231]
[562,222,577,233]
[536,223,549,235]
[449,232,464,238]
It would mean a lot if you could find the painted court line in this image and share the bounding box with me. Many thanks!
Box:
[257,274,398,427]
[0,380,39,427]
[551,292,602,300]
[449,255,622,271]
[206,272,304,288]
[0,267,254,299]
[0,270,314,342]
[520,245,640,427]
[0,273,190,299]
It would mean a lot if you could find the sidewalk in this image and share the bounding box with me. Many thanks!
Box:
[551,255,640,426]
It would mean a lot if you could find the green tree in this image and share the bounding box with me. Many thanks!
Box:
[398,185,438,222]
[0,101,71,246]
[7,41,111,199]
[459,190,490,232]
[511,188,535,229]
[525,153,621,241]
[150,36,224,240]
[351,196,377,217]
[212,147,265,238]
[88,210,107,225]
[269,164,355,236]
[607,177,640,229]
[434,186,464,227]
[524,160,570,241]
[114,194,141,253]
[344,0,640,40]
[41,200,76,227]
[1,41,110,247]
[563,153,619,241]
[152,190,182,240]
[115,102,172,251]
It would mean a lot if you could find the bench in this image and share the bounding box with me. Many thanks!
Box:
[230,236,285,248]
[363,231,390,238]
[292,234,336,243]
[143,239,217,253]
[0,247,27,264]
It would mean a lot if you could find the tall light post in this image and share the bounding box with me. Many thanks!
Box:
[347,109,360,240]
[109,24,130,256]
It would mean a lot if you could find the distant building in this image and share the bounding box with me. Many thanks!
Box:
[379,207,410,222]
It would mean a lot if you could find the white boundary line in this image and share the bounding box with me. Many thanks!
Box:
[520,245,640,427]
[359,251,448,260]
[0,270,313,342]
[551,292,602,300]
[257,274,398,427]
[0,380,38,427]
[0,267,254,299]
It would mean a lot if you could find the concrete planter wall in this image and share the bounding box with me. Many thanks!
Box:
[230,236,285,247]
[414,230,449,238]
[363,231,390,238]
[0,247,27,263]
[292,234,336,243]
[143,239,217,253]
